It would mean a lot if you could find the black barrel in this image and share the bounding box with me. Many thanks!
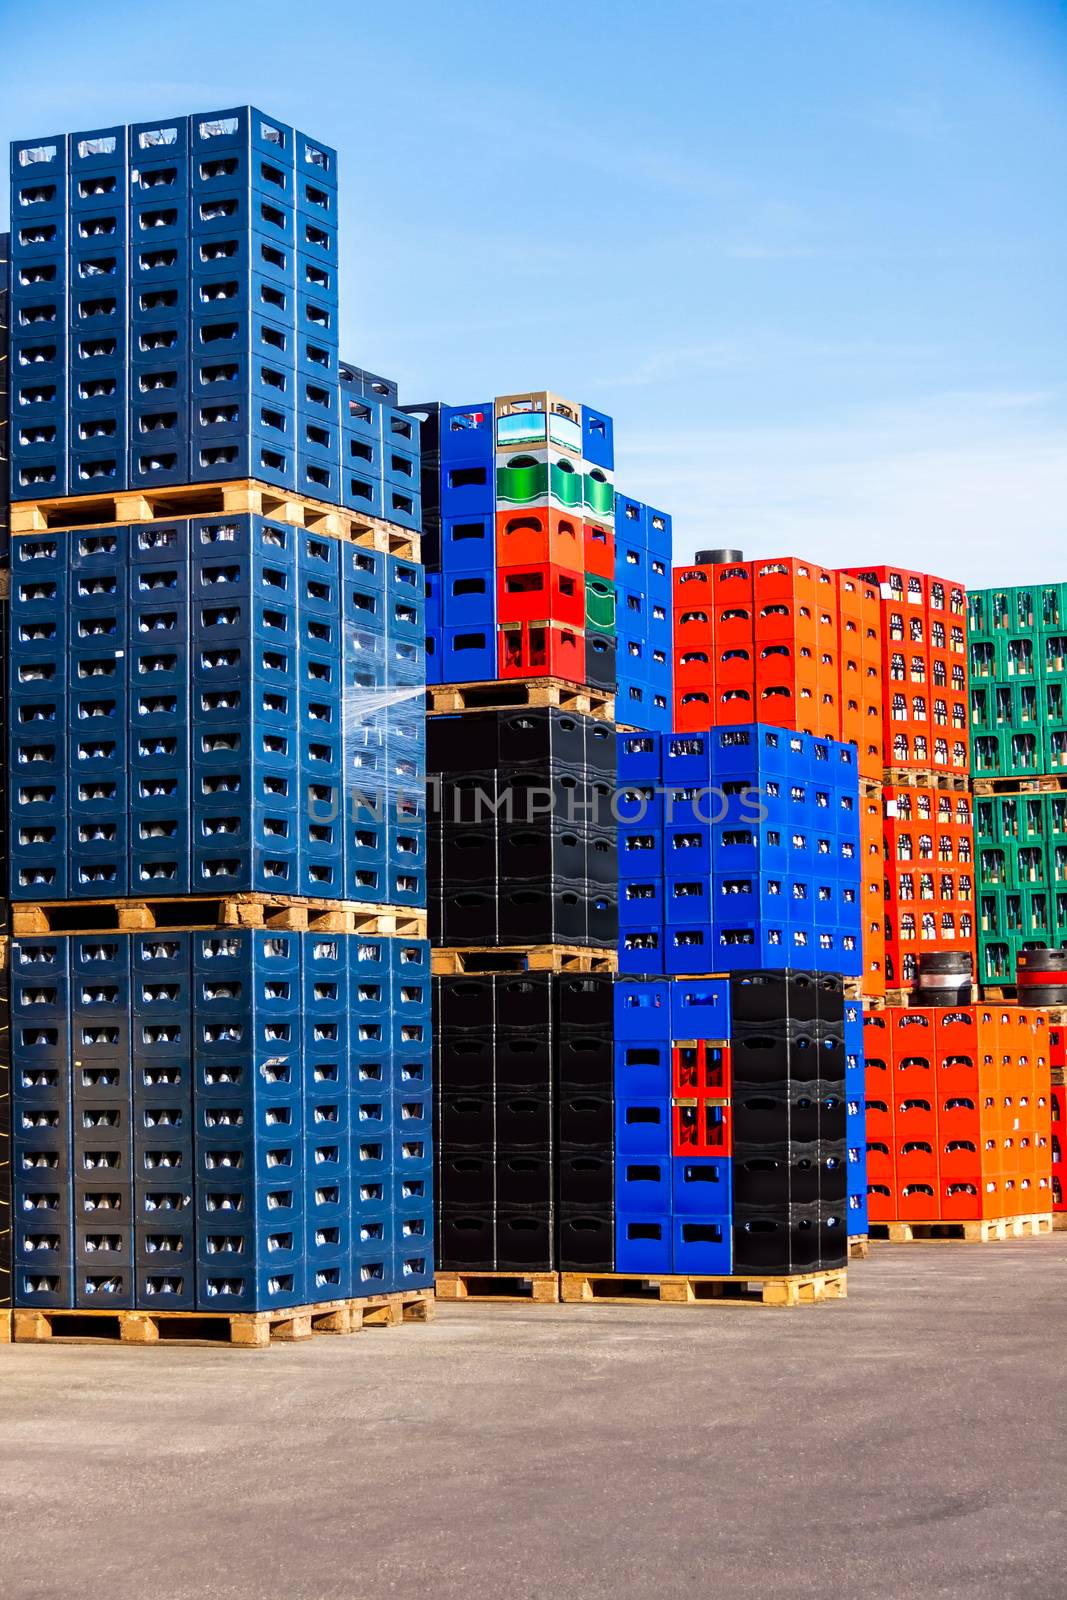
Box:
[695,548,745,565]
[915,951,973,1007]
[1016,948,1067,1006]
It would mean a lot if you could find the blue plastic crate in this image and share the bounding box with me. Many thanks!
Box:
[613,1041,670,1099]
[619,876,664,929]
[671,1158,732,1216]
[615,1098,670,1158]
[671,1215,732,1275]
[618,927,663,975]
[614,1214,670,1274]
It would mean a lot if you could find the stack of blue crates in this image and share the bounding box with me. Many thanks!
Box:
[613,975,734,1274]
[9,930,431,1312]
[617,723,863,976]
[8,109,419,532]
[427,402,496,686]
[6,108,432,1320]
[8,515,425,905]
[614,494,673,733]
[844,995,868,1237]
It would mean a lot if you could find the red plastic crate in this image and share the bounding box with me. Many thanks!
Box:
[672,1100,732,1157]
[496,508,584,572]
[498,621,585,683]
[497,562,585,629]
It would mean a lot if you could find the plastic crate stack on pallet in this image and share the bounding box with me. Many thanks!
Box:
[4,108,433,1342]
[975,792,1067,985]
[617,725,863,982]
[842,565,974,1000]
[614,494,672,733]
[968,583,1067,987]
[613,970,852,1277]
[428,707,617,953]
[412,392,655,704]
[429,704,619,1279]
[615,718,863,1259]
[1051,1025,1065,1219]
[435,970,615,1275]
[8,111,419,533]
[670,552,886,999]
[0,233,8,1312]
[969,583,1067,782]
[863,1003,1053,1239]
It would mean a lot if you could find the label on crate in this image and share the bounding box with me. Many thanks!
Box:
[885,799,898,817]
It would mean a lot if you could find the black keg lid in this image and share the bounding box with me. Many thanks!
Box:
[695,549,745,564]
[917,951,974,974]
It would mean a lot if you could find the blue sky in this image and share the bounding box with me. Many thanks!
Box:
[3,0,1064,583]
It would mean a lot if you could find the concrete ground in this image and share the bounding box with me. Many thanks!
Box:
[1,1238,1065,1600]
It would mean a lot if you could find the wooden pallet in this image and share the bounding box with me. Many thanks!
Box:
[869,1213,1054,1244]
[10,478,419,561]
[4,1289,434,1348]
[848,1235,870,1260]
[558,1269,847,1308]
[11,895,427,939]
[860,777,884,800]
[427,677,615,723]
[432,945,617,975]
[435,1271,560,1304]
[1053,1213,1067,1232]
[884,768,969,792]
[972,773,1067,796]
[844,977,891,1006]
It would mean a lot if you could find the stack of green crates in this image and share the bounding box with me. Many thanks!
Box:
[969,584,1067,776]
[975,790,1067,981]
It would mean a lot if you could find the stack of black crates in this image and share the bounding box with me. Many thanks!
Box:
[428,708,616,949]
[430,706,618,1271]
[730,970,848,1273]
[436,969,615,1272]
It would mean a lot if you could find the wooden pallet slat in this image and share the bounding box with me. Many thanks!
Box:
[435,1271,561,1304]
[870,1213,1053,1244]
[431,945,617,975]
[558,1269,847,1308]
[9,478,419,561]
[9,1289,434,1348]
[972,773,1067,796]
[847,1235,870,1260]
[427,677,615,724]
[883,768,970,792]
[11,895,427,939]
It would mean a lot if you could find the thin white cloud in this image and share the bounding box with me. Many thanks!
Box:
[617,390,1067,585]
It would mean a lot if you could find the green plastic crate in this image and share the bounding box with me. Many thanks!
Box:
[1039,582,1067,634]
[974,795,996,844]
[1003,633,1038,681]
[978,843,1010,887]
[979,936,1015,984]
[584,578,616,633]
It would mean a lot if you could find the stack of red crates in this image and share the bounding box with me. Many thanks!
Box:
[671,556,882,759]
[671,1039,732,1157]
[864,1004,1053,1224]
[882,785,976,990]
[671,553,888,996]
[842,563,973,997]
[496,505,588,683]
[1051,1026,1065,1216]
[844,566,969,776]
[837,571,884,779]
[860,783,887,1000]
